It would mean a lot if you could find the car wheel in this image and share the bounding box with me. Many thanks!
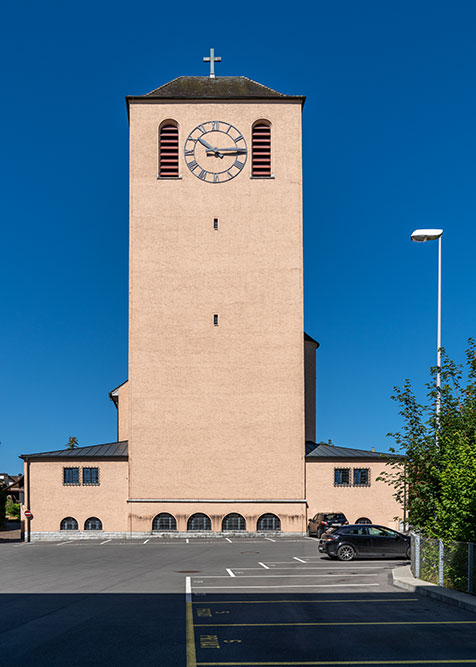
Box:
[405,546,411,559]
[336,544,356,561]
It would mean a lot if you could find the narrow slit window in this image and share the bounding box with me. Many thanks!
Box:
[252,120,271,177]
[159,121,179,177]
[214,218,219,230]
[214,314,219,326]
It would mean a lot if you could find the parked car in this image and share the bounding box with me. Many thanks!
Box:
[308,512,348,538]
[321,524,411,561]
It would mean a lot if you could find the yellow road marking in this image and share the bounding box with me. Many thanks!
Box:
[195,661,476,665]
[192,598,418,605]
[195,620,476,627]
[186,577,197,667]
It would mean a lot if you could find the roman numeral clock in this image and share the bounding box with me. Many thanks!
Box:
[184,120,247,183]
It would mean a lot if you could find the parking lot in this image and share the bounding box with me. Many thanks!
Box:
[1,536,476,665]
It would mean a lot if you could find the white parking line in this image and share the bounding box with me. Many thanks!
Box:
[265,537,276,542]
[100,540,111,545]
[293,556,306,563]
[226,568,236,577]
[143,539,150,544]
[245,565,393,570]
[225,538,232,543]
[186,538,189,544]
[192,583,380,589]
[258,562,270,569]
[193,573,378,579]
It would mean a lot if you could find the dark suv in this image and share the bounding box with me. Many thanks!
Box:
[308,512,348,538]
[322,524,411,561]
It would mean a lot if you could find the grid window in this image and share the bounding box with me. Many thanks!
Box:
[187,513,211,531]
[63,467,80,485]
[222,513,246,531]
[60,517,78,530]
[84,517,102,530]
[152,513,177,531]
[83,467,99,485]
[257,513,281,531]
[334,468,351,486]
[354,468,370,486]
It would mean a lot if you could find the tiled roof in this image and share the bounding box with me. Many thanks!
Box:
[127,76,305,103]
[20,441,128,460]
[305,441,391,459]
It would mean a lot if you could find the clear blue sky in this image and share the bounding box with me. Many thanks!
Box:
[1,1,476,473]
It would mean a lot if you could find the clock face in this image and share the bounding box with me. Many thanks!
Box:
[184,121,247,183]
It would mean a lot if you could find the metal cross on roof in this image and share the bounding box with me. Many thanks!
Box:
[203,48,221,79]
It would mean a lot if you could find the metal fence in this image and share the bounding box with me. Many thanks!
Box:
[411,534,476,595]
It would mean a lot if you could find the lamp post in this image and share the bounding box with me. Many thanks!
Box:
[411,229,443,417]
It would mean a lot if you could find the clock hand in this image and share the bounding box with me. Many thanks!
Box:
[206,148,247,155]
[197,136,215,150]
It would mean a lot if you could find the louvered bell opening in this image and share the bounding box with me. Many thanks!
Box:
[252,123,271,177]
[159,124,179,177]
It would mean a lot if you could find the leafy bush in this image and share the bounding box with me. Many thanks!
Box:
[5,498,20,519]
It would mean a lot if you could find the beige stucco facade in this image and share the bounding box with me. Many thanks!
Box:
[306,460,402,530]
[127,97,305,529]
[21,77,403,539]
[23,459,128,539]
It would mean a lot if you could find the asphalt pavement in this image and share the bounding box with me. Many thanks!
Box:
[1,536,476,665]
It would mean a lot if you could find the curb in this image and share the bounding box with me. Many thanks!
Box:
[393,564,476,614]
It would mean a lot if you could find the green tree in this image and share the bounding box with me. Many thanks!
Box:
[0,483,6,530]
[379,339,476,540]
[66,436,79,450]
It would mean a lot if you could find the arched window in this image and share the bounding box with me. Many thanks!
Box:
[159,121,179,177]
[222,513,246,531]
[251,120,271,177]
[152,513,177,531]
[60,517,78,531]
[84,517,102,531]
[257,513,281,531]
[187,513,212,531]
[356,517,372,525]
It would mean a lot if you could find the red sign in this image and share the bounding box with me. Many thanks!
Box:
[24,510,32,519]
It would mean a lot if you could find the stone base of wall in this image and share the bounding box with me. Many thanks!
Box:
[28,530,307,542]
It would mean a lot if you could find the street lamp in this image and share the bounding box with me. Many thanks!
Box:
[411,228,444,417]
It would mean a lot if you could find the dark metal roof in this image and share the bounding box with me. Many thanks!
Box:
[304,332,320,347]
[20,441,128,461]
[127,76,305,104]
[305,441,391,459]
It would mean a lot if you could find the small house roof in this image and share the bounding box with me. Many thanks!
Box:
[305,441,392,460]
[20,441,128,461]
[304,332,320,347]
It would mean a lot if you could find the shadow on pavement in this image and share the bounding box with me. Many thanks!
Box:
[2,590,476,665]
[0,521,22,543]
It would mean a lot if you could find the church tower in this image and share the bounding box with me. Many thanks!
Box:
[125,59,306,533]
